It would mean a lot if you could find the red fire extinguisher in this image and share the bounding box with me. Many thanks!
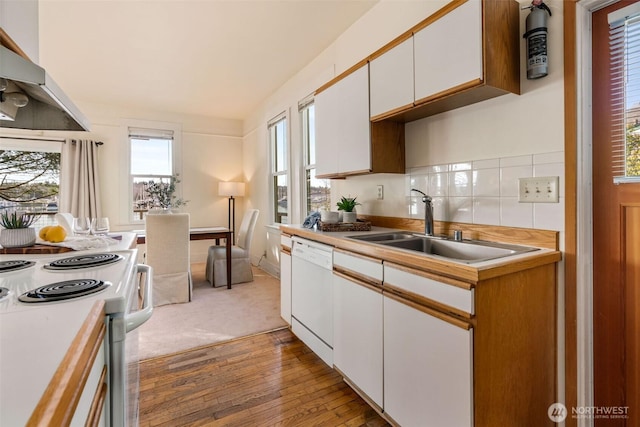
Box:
[523,0,552,79]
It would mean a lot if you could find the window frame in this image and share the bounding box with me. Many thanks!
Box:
[299,96,330,217]
[121,120,182,225]
[268,111,289,224]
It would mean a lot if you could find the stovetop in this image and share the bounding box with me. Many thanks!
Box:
[0,249,138,315]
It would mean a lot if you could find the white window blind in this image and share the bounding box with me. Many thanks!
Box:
[609,4,640,183]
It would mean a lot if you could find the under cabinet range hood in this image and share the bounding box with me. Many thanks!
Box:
[0,45,90,131]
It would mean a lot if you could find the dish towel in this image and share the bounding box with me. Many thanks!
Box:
[37,235,120,251]
[302,212,321,229]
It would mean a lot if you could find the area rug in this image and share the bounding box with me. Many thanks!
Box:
[138,263,287,360]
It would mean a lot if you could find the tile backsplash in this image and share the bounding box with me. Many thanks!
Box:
[406,151,564,232]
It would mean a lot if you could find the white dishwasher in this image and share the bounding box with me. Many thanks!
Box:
[291,236,334,366]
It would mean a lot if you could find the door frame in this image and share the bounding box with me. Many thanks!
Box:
[574,1,619,425]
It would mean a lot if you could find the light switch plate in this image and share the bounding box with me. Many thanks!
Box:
[518,176,559,203]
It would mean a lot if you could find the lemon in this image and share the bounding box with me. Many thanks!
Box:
[45,225,67,243]
[39,226,53,240]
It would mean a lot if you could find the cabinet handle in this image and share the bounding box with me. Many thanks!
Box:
[384,290,472,330]
[334,270,383,294]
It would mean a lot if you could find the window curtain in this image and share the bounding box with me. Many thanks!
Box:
[59,139,103,218]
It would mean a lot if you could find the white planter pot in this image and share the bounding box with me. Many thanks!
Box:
[342,212,357,223]
[0,228,36,248]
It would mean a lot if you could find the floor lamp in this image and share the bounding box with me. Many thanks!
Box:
[218,181,245,237]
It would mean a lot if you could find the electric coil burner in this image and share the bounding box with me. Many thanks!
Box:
[18,279,111,303]
[44,253,123,270]
[0,260,35,273]
[0,287,9,301]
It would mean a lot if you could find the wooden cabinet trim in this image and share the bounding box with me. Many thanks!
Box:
[384,289,472,329]
[281,247,291,255]
[315,60,369,95]
[334,270,383,293]
[27,300,106,426]
[334,247,382,264]
[384,283,473,320]
[370,102,415,122]
[86,366,107,427]
[414,78,483,107]
[385,261,474,290]
[0,28,31,60]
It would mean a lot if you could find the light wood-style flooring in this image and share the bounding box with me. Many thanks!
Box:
[138,328,390,426]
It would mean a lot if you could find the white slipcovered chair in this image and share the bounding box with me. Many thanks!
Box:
[145,213,192,306]
[206,209,259,287]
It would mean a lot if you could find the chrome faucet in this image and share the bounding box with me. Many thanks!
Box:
[411,188,434,236]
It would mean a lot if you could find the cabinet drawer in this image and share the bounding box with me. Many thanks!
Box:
[280,234,292,250]
[384,264,474,316]
[333,249,383,284]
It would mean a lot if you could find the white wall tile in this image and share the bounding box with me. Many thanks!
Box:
[473,168,500,197]
[451,162,472,171]
[501,198,533,228]
[429,172,449,197]
[534,197,564,231]
[473,197,500,225]
[432,197,447,221]
[500,165,533,197]
[449,170,472,197]
[448,197,472,223]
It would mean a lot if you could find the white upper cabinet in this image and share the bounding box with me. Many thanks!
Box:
[369,37,414,120]
[414,0,482,103]
[0,0,39,62]
[315,64,371,178]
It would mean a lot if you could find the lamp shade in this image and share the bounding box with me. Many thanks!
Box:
[218,181,245,197]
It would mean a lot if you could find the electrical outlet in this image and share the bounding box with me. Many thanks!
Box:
[518,176,559,203]
[377,185,384,200]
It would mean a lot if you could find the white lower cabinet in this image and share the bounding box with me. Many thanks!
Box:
[383,294,473,427]
[333,272,383,408]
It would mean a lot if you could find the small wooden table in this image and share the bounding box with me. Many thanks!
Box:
[136,227,234,289]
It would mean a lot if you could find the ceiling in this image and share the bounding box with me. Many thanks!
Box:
[37,0,379,121]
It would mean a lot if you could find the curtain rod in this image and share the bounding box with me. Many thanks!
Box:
[69,139,104,146]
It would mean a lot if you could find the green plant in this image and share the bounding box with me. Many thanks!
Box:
[0,210,38,229]
[336,196,360,212]
[145,174,188,209]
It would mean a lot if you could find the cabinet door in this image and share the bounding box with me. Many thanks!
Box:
[370,37,414,119]
[315,65,371,177]
[414,0,482,103]
[0,0,39,61]
[384,295,473,427]
[333,273,383,407]
[280,251,292,325]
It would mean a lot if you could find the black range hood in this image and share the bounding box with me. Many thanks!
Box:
[0,45,90,131]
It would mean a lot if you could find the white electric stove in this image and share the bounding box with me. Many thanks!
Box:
[0,249,153,426]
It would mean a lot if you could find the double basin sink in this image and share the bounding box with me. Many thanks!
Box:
[347,232,539,264]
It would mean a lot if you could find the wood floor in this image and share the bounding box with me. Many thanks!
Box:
[138,328,390,426]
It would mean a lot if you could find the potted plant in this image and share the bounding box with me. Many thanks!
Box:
[0,210,38,248]
[145,174,188,213]
[336,196,360,223]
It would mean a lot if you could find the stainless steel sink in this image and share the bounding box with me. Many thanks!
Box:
[347,232,539,263]
[348,232,417,242]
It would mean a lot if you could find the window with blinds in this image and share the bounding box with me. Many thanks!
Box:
[609,3,640,183]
